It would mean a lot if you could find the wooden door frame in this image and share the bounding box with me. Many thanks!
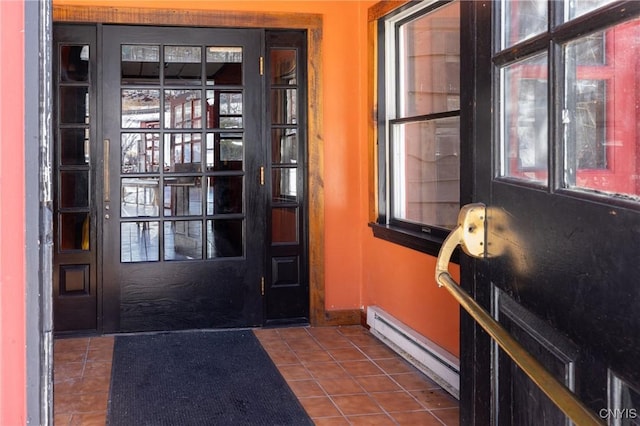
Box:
[52,4,360,327]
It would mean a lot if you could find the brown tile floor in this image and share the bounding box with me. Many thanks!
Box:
[54,326,459,425]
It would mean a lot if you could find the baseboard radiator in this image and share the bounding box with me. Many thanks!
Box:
[366,306,460,399]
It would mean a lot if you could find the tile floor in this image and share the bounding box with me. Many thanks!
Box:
[54,326,459,425]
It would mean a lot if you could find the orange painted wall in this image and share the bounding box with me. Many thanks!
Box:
[53,0,460,356]
[0,0,27,423]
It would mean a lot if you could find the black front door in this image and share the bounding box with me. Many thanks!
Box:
[463,1,640,424]
[101,26,264,332]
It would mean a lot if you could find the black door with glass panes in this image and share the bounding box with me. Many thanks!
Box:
[461,1,640,424]
[53,24,309,333]
[101,26,265,332]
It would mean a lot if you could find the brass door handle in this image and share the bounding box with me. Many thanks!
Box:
[435,203,604,426]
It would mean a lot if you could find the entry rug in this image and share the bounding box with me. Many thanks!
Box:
[107,330,313,426]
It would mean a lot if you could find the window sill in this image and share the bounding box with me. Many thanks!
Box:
[369,222,460,264]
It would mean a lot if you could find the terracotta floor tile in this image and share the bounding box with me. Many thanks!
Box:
[355,375,401,393]
[277,364,312,380]
[287,379,326,398]
[86,348,113,363]
[374,357,415,374]
[357,343,397,360]
[339,360,384,377]
[347,413,397,425]
[317,377,365,396]
[266,348,300,365]
[277,327,311,340]
[54,377,84,395]
[54,362,85,381]
[327,347,367,362]
[88,337,114,351]
[54,413,72,425]
[410,388,459,409]
[54,350,87,364]
[347,334,383,347]
[285,337,323,352]
[312,416,351,425]
[305,361,347,379]
[392,372,438,391]
[369,391,424,412]
[331,394,383,416]
[54,392,108,415]
[54,338,90,353]
[258,339,291,352]
[390,410,444,425]
[298,396,342,418]
[431,407,460,425]
[69,411,108,426]
[78,374,111,393]
[295,349,334,364]
[315,336,354,349]
[82,362,112,378]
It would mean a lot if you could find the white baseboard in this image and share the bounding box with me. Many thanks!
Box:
[366,305,460,399]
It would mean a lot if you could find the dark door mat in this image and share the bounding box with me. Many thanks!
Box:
[107,330,313,425]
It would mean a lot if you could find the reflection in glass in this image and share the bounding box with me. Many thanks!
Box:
[60,45,89,82]
[60,87,89,124]
[399,0,460,117]
[500,52,548,185]
[163,133,202,173]
[164,221,203,260]
[121,133,160,173]
[272,207,297,243]
[206,176,243,215]
[270,89,297,124]
[164,46,202,85]
[206,90,243,129]
[121,45,160,84]
[206,133,243,171]
[165,90,202,129]
[563,20,640,200]
[270,49,297,84]
[60,128,90,165]
[206,47,242,85]
[566,0,615,21]
[60,171,89,208]
[392,116,460,229]
[121,221,159,262]
[271,129,297,164]
[207,219,243,258]
[501,0,547,49]
[272,168,297,201]
[121,178,160,217]
[121,89,160,128]
[163,177,202,216]
[60,213,90,250]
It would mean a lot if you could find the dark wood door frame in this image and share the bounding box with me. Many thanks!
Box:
[459,2,493,424]
[52,4,361,327]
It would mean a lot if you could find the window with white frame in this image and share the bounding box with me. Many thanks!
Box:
[372,0,460,256]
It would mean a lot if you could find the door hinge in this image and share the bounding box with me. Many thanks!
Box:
[259,56,264,76]
[261,276,265,296]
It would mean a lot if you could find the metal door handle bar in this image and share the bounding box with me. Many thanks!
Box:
[435,203,604,426]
